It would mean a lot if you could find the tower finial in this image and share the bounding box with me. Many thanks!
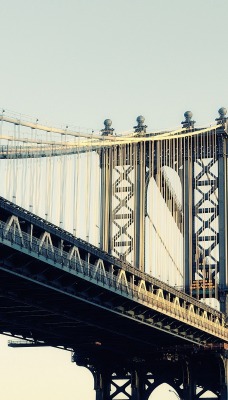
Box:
[133,115,147,134]
[181,111,195,129]
[101,119,115,136]
[216,107,227,124]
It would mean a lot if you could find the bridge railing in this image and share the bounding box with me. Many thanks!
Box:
[0,220,227,343]
[0,194,223,321]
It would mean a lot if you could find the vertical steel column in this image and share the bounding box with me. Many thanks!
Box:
[216,109,228,314]
[221,357,228,400]
[182,360,194,400]
[99,119,115,253]
[100,147,113,252]
[131,370,148,400]
[93,370,111,400]
[182,112,195,294]
[134,143,146,271]
[217,133,226,311]
[183,138,191,293]
[131,370,142,400]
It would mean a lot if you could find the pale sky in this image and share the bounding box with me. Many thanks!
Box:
[0,0,227,399]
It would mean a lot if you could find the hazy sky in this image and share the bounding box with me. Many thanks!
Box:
[1,0,227,399]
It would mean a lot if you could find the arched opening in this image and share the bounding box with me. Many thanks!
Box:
[148,383,180,399]
[145,167,183,287]
[196,389,217,398]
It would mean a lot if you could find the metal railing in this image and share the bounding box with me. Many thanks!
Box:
[0,221,227,342]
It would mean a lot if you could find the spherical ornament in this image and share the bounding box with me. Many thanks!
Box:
[218,107,227,117]
[184,111,193,120]
[136,115,145,124]
[104,119,112,128]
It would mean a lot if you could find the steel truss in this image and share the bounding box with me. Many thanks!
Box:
[99,141,183,270]
[100,122,228,313]
[74,348,228,400]
[184,123,228,311]
[100,145,146,269]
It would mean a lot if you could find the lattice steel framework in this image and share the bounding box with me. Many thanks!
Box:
[0,109,228,399]
[74,349,228,400]
[184,118,228,312]
[99,113,228,313]
[99,143,146,270]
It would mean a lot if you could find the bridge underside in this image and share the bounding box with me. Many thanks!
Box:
[0,242,196,361]
[0,244,227,399]
[0,197,227,399]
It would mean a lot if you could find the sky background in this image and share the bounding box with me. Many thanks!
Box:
[0,0,227,399]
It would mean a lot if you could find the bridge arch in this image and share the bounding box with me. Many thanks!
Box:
[148,383,180,399]
[145,168,184,287]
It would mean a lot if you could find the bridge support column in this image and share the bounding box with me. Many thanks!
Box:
[220,357,228,400]
[73,351,228,400]
[182,360,195,400]
[131,370,148,400]
[93,370,110,400]
[91,369,151,400]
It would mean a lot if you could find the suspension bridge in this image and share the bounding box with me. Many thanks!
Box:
[0,108,227,399]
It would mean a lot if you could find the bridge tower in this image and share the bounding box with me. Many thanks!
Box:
[99,110,228,313]
[94,110,228,399]
[183,108,228,315]
[99,116,147,270]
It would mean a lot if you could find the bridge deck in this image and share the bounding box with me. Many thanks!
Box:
[0,196,227,364]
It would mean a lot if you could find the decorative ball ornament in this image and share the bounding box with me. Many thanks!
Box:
[184,111,193,121]
[218,107,227,118]
[136,115,145,125]
[104,119,112,128]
